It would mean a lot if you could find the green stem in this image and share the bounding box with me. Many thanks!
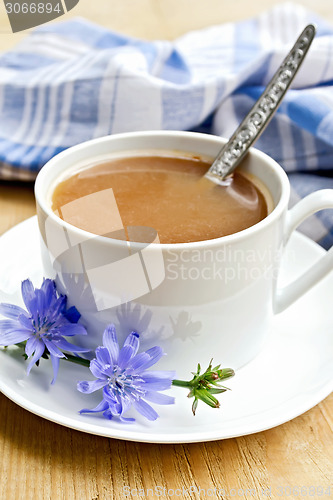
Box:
[172,379,193,388]
[16,342,27,350]
[13,344,223,393]
[15,342,90,368]
[63,354,90,368]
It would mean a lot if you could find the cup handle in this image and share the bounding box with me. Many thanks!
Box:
[274,189,333,314]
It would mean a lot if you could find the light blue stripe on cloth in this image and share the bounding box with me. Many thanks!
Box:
[233,18,262,72]
[289,173,333,249]
[162,85,205,130]
[0,2,333,247]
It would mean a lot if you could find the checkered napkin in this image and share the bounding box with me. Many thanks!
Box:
[0,2,333,248]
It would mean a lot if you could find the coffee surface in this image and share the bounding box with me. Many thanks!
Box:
[52,155,268,244]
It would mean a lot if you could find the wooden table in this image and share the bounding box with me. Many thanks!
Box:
[0,1,332,499]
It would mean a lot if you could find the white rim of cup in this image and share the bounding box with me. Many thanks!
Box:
[34,131,291,251]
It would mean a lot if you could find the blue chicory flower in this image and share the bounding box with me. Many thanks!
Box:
[77,324,175,422]
[0,278,88,384]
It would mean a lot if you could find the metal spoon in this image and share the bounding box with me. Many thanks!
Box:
[205,24,316,184]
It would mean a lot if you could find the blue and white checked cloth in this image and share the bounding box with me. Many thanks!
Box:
[0,2,333,247]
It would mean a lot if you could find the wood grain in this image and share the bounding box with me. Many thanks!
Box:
[0,1,332,499]
[0,393,332,500]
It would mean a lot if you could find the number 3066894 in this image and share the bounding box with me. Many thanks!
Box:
[5,3,62,14]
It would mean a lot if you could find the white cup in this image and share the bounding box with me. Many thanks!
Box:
[35,131,333,377]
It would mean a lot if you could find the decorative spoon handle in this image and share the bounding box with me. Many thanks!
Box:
[206,24,316,183]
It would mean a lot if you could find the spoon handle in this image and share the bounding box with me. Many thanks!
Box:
[206,24,316,183]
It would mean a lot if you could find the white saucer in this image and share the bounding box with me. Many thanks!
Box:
[0,216,332,444]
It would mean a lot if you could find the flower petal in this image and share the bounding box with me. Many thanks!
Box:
[102,387,129,417]
[0,328,31,346]
[140,372,174,391]
[52,338,90,353]
[126,352,150,372]
[133,398,159,421]
[0,319,21,332]
[48,295,67,322]
[50,354,60,385]
[102,408,113,420]
[26,340,45,375]
[0,303,27,320]
[89,359,107,379]
[79,399,109,414]
[63,305,81,324]
[141,370,176,380]
[77,378,107,394]
[102,386,118,405]
[35,289,46,315]
[25,336,40,357]
[141,380,173,391]
[55,323,87,337]
[117,392,132,416]
[117,345,135,370]
[123,332,140,357]
[41,279,56,306]
[43,339,66,358]
[95,346,112,367]
[129,346,164,373]
[107,402,122,417]
[119,415,135,423]
[21,279,35,313]
[143,391,175,405]
[18,314,33,330]
[103,324,119,364]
